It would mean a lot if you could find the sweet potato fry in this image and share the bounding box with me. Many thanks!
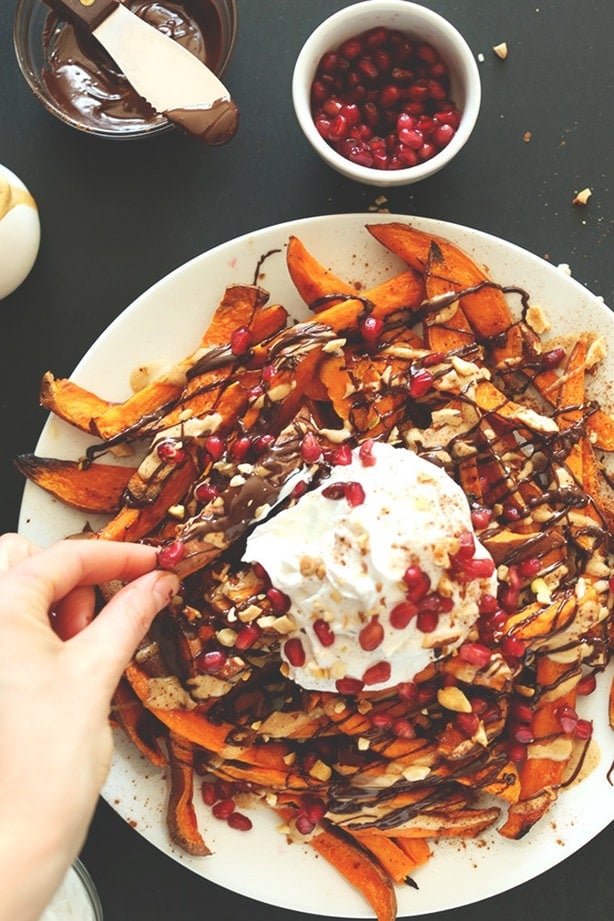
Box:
[166,734,211,856]
[39,372,112,433]
[14,454,134,513]
[367,221,513,340]
[309,824,398,921]
[110,678,166,768]
[351,831,425,885]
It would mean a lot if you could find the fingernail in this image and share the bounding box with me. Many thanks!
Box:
[152,572,180,606]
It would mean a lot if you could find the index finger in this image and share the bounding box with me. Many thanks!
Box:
[5,539,160,616]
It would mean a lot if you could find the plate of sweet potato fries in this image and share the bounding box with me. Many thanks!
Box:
[17,214,614,917]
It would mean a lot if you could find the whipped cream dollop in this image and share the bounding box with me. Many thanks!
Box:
[243,441,497,693]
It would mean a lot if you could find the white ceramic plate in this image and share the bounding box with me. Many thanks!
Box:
[19,214,614,917]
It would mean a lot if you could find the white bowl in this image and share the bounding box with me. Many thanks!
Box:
[292,0,481,187]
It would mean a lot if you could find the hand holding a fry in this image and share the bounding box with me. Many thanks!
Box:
[0,534,178,921]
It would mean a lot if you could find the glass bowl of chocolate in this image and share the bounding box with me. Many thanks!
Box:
[13,0,237,140]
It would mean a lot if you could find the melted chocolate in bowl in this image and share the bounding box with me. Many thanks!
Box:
[40,0,225,136]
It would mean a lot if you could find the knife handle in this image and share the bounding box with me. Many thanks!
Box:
[50,0,118,32]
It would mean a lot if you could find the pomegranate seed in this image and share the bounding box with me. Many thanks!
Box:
[332,444,353,465]
[510,700,534,724]
[194,481,219,503]
[201,782,218,806]
[261,363,276,383]
[455,711,480,737]
[235,624,260,650]
[408,368,433,398]
[335,676,365,695]
[397,144,419,167]
[507,742,528,765]
[252,434,275,456]
[417,610,438,633]
[318,51,341,75]
[295,815,316,835]
[458,643,492,668]
[511,724,534,744]
[156,439,185,465]
[556,705,578,734]
[363,660,392,686]
[196,649,227,675]
[479,593,500,615]
[457,557,496,580]
[392,717,415,739]
[418,142,438,161]
[322,482,346,500]
[471,507,493,530]
[574,719,593,740]
[230,436,252,462]
[455,530,476,560]
[214,779,235,799]
[340,103,361,126]
[364,26,388,49]
[267,586,291,614]
[398,127,424,149]
[301,432,322,464]
[291,480,308,500]
[403,565,431,601]
[503,504,521,522]
[322,97,343,117]
[360,313,384,347]
[328,113,349,143]
[390,600,418,629]
[518,557,542,578]
[313,618,335,647]
[577,673,597,695]
[347,145,374,167]
[284,637,306,667]
[212,798,235,820]
[499,585,520,613]
[251,561,270,585]
[203,434,225,461]
[301,795,327,824]
[540,347,566,370]
[158,540,185,568]
[357,57,379,80]
[344,481,366,506]
[419,592,452,614]
[500,636,526,659]
[422,350,445,367]
[432,124,455,147]
[230,325,252,356]
[228,812,253,831]
[371,711,394,730]
[359,617,384,650]
[358,439,376,466]
[339,37,363,60]
[396,681,418,704]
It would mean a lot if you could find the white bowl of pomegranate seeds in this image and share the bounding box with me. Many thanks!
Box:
[292,0,481,186]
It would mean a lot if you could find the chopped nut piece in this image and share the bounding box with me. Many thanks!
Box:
[525,304,550,334]
[309,759,332,782]
[586,335,606,369]
[572,187,592,206]
[493,42,508,59]
[523,131,532,143]
[437,686,473,713]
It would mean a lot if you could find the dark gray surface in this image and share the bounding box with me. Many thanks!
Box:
[1,1,613,919]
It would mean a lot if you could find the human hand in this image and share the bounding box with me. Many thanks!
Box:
[0,534,178,921]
